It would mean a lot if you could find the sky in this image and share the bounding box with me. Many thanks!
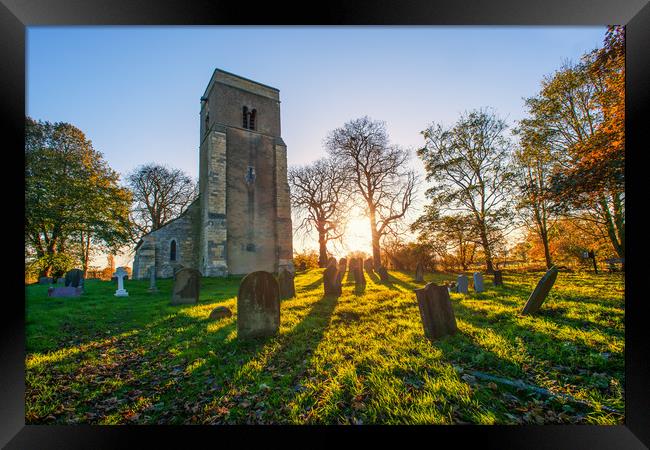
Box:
[26,26,607,266]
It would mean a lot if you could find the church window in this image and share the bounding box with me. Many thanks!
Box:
[245,166,256,184]
[242,106,249,128]
[249,109,257,130]
[170,240,177,261]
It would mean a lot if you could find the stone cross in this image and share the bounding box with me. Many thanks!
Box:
[473,272,484,292]
[522,266,559,315]
[148,266,158,292]
[113,267,129,297]
[414,282,458,340]
[456,274,469,294]
[415,262,424,282]
[237,271,280,339]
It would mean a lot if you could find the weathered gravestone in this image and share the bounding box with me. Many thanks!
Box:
[338,258,348,276]
[415,262,424,282]
[278,268,296,299]
[353,263,366,290]
[456,275,468,294]
[328,257,338,268]
[473,272,484,293]
[171,268,201,304]
[376,265,389,282]
[38,277,53,285]
[48,286,83,297]
[237,271,280,339]
[521,266,559,315]
[173,265,186,280]
[209,306,233,321]
[148,266,158,293]
[323,260,342,296]
[414,282,458,340]
[113,267,129,297]
[64,269,84,288]
[364,258,374,272]
[493,270,504,286]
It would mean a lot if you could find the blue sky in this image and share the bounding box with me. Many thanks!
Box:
[27,26,607,260]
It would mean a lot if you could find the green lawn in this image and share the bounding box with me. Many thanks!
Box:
[25,269,624,425]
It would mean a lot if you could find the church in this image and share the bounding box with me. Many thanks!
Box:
[132,69,294,279]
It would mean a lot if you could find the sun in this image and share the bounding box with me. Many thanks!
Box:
[337,212,373,257]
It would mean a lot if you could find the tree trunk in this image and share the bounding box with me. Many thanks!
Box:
[318,231,328,268]
[369,208,382,268]
[478,224,494,273]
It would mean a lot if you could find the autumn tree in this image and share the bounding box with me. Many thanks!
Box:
[25,117,133,277]
[520,27,624,261]
[126,163,198,238]
[289,157,351,267]
[326,116,416,268]
[512,127,560,269]
[418,108,515,273]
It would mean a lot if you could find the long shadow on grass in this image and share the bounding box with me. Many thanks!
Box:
[200,293,340,424]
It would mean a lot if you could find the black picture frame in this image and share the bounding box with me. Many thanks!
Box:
[2,0,648,447]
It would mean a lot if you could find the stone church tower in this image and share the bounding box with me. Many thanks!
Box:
[132,69,293,279]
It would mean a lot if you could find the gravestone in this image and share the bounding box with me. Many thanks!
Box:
[493,270,504,286]
[376,266,389,282]
[209,306,233,321]
[456,275,468,294]
[364,258,374,272]
[323,260,342,296]
[237,271,280,339]
[173,265,186,280]
[473,272,484,293]
[521,266,559,315]
[354,264,366,290]
[64,269,84,288]
[148,266,158,293]
[415,262,424,282]
[113,267,129,297]
[48,286,82,297]
[338,258,348,276]
[414,282,458,340]
[38,277,53,285]
[278,268,296,299]
[328,257,338,268]
[171,268,201,304]
[57,277,65,284]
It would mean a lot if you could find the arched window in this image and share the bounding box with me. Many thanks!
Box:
[249,109,257,130]
[170,240,177,262]
[242,106,249,128]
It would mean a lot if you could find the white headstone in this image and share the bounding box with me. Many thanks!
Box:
[473,272,484,292]
[114,267,129,297]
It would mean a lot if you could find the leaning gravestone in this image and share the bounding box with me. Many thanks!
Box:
[414,282,458,340]
[521,266,559,315]
[113,267,129,297]
[493,270,504,286]
[64,269,84,288]
[38,277,53,285]
[456,275,469,294]
[415,262,424,282]
[278,268,296,299]
[148,266,158,293]
[323,260,342,296]
[473,272,484,293]
[171,268,201,305]
[237,271,280,339]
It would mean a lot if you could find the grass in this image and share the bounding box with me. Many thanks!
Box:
[25,269,624,425]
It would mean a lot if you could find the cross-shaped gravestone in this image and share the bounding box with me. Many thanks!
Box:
[113,267,129,297]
